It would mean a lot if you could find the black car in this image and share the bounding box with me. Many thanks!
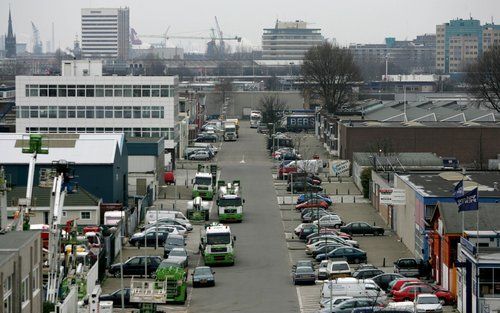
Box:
[287,181,323,193]
[128,227,176,247]
[99,288,136,308]
[192,266,215,287]
[312,243,343,258]
[163,234,186,258]
[297,223,318,240]
[108,256,162,278]
[195,134,217,143]
[316,247,367,263]
[340,222,384,236]
[371,273,404,291]
[352,268,385,279]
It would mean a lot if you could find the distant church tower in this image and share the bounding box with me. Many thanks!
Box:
[5,7,17,58]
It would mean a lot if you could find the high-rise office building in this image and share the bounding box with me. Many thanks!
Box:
[261,20,324,61]
[81,7,130,60]
[436,18,500,73]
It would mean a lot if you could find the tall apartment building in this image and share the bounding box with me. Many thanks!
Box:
[15,60,178,151]
[262,20,324,61]
[436,18,500,73]
[81,8,130,60]
[349,35,436,76]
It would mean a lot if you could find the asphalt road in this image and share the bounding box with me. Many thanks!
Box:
[189,123,300,313]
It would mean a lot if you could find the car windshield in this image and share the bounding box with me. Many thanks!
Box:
[159,260,181,269]
[207,233,231,245]
[195,177,212,185]
[218,198,242,206]
[196,267,212,275]
[169,249,187,257]
[418,297,439,304]
[332,263,349,271]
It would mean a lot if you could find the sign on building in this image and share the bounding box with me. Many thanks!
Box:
[330,160,350,177]
[379,188,406,205]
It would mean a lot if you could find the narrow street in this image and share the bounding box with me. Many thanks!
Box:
[189,122,300,312]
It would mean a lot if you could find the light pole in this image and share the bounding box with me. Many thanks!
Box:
[119,236,125,312]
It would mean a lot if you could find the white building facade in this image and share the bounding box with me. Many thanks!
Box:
[81,7,130,60]
[15,67,178,149]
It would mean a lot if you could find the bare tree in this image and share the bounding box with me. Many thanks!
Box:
[301,42,360,114]
[466,46,500,112]
[259,94,288,126]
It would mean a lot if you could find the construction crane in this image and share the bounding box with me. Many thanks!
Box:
[12,135,48,231]
[214,16,225,59]
[31,22,43,54]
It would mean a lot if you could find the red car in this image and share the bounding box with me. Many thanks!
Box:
[295,200,330,211]
[390,278,421,294]
[164,171,175,185]
[278,165,297,179]
[393,284,454,304]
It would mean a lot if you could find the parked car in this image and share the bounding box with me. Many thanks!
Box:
[371,273,404,291]
[293,260,315,271]
[142,223,187,237]
[296,199,330,210]
[300,207,330,219]
[319,296,353,309]
[313,215,344,228]
[305,240,339,255]
[167,247,188,268]
[302,210,333,223]
[99,288,136,308]
[128,226,179,247]
[340,222,385,236]
[150,217,193,231]
[319,298,381,313]
[188,150,212,160]
[389,278,422,294]
[316,247,367,263]
[287,181,323,193]
[307,234,358,248]
[306,229,353,241]
[192,266,215,287]
[108,256,162,278]
[326,261,352,279]
[292,266,316,285]
[163,234,186,258]
[393,284,453,303]
[312,243,344,258]
[297,193,332,205]
[393,258,421,277]
[195,134,217,142]
[414,293,444,312]
[352,268,385,280]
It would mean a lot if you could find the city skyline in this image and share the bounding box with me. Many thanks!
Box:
[1,0,500,53]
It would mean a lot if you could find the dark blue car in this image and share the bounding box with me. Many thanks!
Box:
[315,247,367,263]
[297,193,332,205]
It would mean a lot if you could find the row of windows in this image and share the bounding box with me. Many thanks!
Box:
[26,127,176,140]
[17,105,166,119]
[25,84,174,98]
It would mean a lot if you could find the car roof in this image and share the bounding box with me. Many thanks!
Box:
[167,234,184,239]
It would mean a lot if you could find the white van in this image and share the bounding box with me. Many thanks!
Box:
[104,211,125,226]
[145,210,188,224]
[320,278,386,302]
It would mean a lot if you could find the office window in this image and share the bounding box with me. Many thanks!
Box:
[32,267,39,294]
[124,128,132,137]
[133,128,141,137]
[142,106,151,118]
[86,106,95,118]
[142,85,151,97]
[39,85,48,97]
[105,128,114,133]
[96,85,104,97]
[114,106,123,118]
[49,106,57,118]
[123,85,132,97]
[29,85,39,97]
[67,107,76,118]
[58,85,67,97]
[151,85,160,97]
[3,274,12,313]
[77,128,85,133]
[151,106,160,118]
[114,85,123,97]
[160,85,170,97]
[77,85,86,97]
[105,106,113,118]
[86,85,95,97]
[77,106,85,118]
[96,107,104,118]
[133,85,141,97]
[105,85,113,97]
[21,106,29,118]
[142,128,152,137]
[152,128,160,137]
[86,128,95,133]
[30,106,39,118]
[124,107,132,119]
[133,106,141,118]
[49,85,57,97]
[59,106,67,118]
[67,85,76,97]
[21,276,29,305]
[160,107,164,118]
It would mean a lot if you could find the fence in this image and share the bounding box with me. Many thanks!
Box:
[86,261,99,298]
[56,286,78,313]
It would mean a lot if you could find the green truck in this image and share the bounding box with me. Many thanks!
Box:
[192,164,218,200]
[217,180,244,223]
[200,222,235,266]
[186,196,210,221]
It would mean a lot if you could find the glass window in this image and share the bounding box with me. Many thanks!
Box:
[124,107,132,119]
[142,85,151,97]
[142,106,151,118]
[160,85,170,97]
[86,128,95,133]
[142,128,151,137]
[25,86,30,97]
[30,106,39,118]
[86,85,94,97]
[77,106,85,118]
[152,85,160,97]
[67,107,75,118]
[105,85,113,97]
[76,128,85,133]
[67,128,76,133]
[114,106,123,118]
[30,85,39,97]
[133,85,141,97]
[123,85,132,97]
[49,106,57,118]
[58,85,67,97]
[96,107,104,118]
[59,106,67,118]
[86,106,95,118]
[21,106,29,118]
[133,106,141,118]
[48,128,57,133]
[96,85,104,97]
[160,107,164,118]
[133,128,141,137]
[96,128,104,133]
[81,212,91,220]
[151,106,160,118]
[105,128,113,133]
[38,106,48,118]
[49,85,57,97]
[77,85,86,97]
[105,106,113,118]
[124,128,132,137]
[39,85,48,97]
[152,128,160,137]
[21,276,29,304]
[67,85,76,97]
[32,267,39,293]
[114,85,123,97]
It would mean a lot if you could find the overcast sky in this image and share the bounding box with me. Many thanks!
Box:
[2,0,500,53]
